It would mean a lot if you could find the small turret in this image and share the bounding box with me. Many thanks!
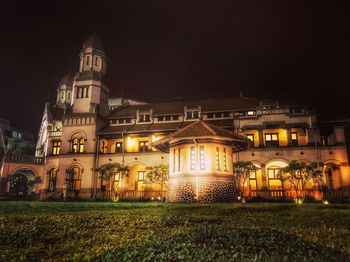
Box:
[56,74,74,108]
[79,34,106,74]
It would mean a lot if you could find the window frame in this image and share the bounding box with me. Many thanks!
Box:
[67,167,82,192]
[52,141,61,155]
[265,133,279,147]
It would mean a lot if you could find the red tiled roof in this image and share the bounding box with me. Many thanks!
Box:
[152,120,250,152]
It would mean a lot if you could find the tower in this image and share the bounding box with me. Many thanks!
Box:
[72,35,109,116]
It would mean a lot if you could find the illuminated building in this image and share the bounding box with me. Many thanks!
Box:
[0,36,349,201]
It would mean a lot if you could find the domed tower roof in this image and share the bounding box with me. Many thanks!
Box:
[58,74,74,90]
[83,34,103,51]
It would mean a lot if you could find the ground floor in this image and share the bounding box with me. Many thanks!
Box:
[1,146,350,201]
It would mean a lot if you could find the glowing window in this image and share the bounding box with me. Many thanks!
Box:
[72,138,85,153]
[246,134,254,142]
[139,141,149,152]
[52,141,61,155]
[177,148,181,172]
[265,133,279,147]
[173,149,176,172]
[138,171,145,181]
[199,146,205,170]
[216,147,220,171]
[223,147,227,171]
[115,142,123,153]
[247,111,255,116]
[291,132,298,145]
[79,138,85,153]
[190,146,196,170]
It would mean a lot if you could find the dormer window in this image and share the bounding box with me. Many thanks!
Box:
[186,110,199,120]
[138,114,151,123]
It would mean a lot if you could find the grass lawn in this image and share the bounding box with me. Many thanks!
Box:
[0,201,349,261]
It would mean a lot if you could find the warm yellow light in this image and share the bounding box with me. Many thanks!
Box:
[152,135,163,142]
[323,200,329,205]
[127,136,137,151]
[295,198,303,204]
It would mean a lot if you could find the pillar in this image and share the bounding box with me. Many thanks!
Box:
[286,128,293,146]
[258,129,264,147]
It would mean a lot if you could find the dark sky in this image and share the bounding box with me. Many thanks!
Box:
[0,1,349,135]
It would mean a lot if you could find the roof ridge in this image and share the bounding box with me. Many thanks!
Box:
[201,120,217,136]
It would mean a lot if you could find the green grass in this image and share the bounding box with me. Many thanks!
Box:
[0,201,349,261]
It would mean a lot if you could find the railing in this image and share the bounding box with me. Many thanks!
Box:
[122,190,167,199]
[49,131,62,137]
[5,154,44,165]
[248,144,346,151]
[248,189,348,199]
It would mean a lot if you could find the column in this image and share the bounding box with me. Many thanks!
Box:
[258,129,264,147]
[260,164,267,189]
[286,128,293,146]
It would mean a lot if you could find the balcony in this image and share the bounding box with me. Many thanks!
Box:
[49,131,62,138]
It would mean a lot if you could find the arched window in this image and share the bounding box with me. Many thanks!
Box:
[79,138,85,153]
[86,56,90,65]
[47,168,57,192]
[71,138,85,153]
[67,167,81,192]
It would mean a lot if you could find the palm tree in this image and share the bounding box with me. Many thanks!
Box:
[233,161,258,200]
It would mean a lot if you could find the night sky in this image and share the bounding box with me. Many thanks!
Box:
[0,1,349,135]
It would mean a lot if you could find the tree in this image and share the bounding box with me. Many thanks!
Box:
[8,138,35,156]
[96,163,129,195]
[146,163,169,191]
[278,161,323,201]
[233,161,258,199]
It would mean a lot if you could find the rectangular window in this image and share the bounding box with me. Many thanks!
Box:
[85,87,89,98]
[190,146,196,170]
[249,170,257,190]
[267,167,282,190]
[247,111,255,116]
[223,147,227,171]
[138,171,145,181]
[265,133,279,147]
[291,132,298,145]
[95,57,98,66]
[139,141,149,152]
[52,141,61,155]
[199,146,205,170]
[115,142,123,153]
[216,147,220,171]
[186,111,199,120]
[177,148,181,172]
[268,168,280,179]
[173,149,176,172]
[246,134,254,142]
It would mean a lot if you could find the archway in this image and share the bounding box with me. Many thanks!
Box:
[8,168,37,199]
